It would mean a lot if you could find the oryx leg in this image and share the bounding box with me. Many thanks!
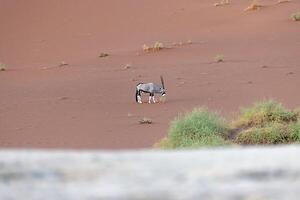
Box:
[148,93,154,104]
[152,95,156,103]
[137,90,142,103]
[138,95,142,103]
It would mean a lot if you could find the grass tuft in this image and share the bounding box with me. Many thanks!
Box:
[291,12,300,21]
[99,53,109,58]
[153,137,173,149]
[214,0,230,7]
[58,61,68,67]
[139,117,152,124]
[143,42,165,52]
[0,63,6,71]
[153,42,164,50]
[215,54,224,63]
[244,0,263,11]
[277,0,291,4]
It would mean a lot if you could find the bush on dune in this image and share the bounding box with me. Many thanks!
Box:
[156,108,229,149]
[233,100,297,128]
[235,123,290,145]
[233,100,299,145]
[289,120,300,142]
[155,100,300,149]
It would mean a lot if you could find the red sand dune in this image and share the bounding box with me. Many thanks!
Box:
[0,0,300,149]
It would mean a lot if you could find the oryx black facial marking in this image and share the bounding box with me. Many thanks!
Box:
[135,76,166,104]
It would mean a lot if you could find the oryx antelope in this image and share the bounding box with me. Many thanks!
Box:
[135,76,166,104]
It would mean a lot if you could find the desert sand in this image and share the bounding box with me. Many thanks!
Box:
[0,0,300,149]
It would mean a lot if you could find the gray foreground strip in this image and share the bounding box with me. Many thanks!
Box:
[0,146,299,200]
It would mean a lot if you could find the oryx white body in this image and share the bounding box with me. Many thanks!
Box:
[135,76,166,104]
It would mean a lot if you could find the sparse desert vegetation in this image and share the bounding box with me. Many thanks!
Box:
[244,0,263,11]
[187,39,192,44]
[139,117,153,124]
[58,61,68,67]
[143,42,164,52]
[0,63,6,71]
[156,100,300,149]
[214,0,230,7]
[291,12,300,21]
[159,95,167,103]
[277,0,292,4]
[215,54,224,63]
[99,53,109,58]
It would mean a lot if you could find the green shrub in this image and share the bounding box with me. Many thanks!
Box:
[166,108,229,148]
[187,135,230,148]
[234,100,296,128]
[235,123,290,145]
[289,120,300,142]
[155,101,300,149]
[294,107,300,116]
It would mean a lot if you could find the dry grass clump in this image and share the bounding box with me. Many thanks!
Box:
[143,42,164,52]
[215,54,225,63]
[58,61,68,67]
[244,0,263,11]
[153,137,173,149]
[0,63,6,71]
[172,40,193,47]
[214,0,230,7]
[159,95,167,103]
[277,0,292,4]
[99,53,109,58]
[143,40,193,53]
[291,12,300,21]
[154,42,164,50]
[142,44,151,52]
[139,117,153,124]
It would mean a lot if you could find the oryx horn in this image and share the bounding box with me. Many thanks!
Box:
[160,75,165,89]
